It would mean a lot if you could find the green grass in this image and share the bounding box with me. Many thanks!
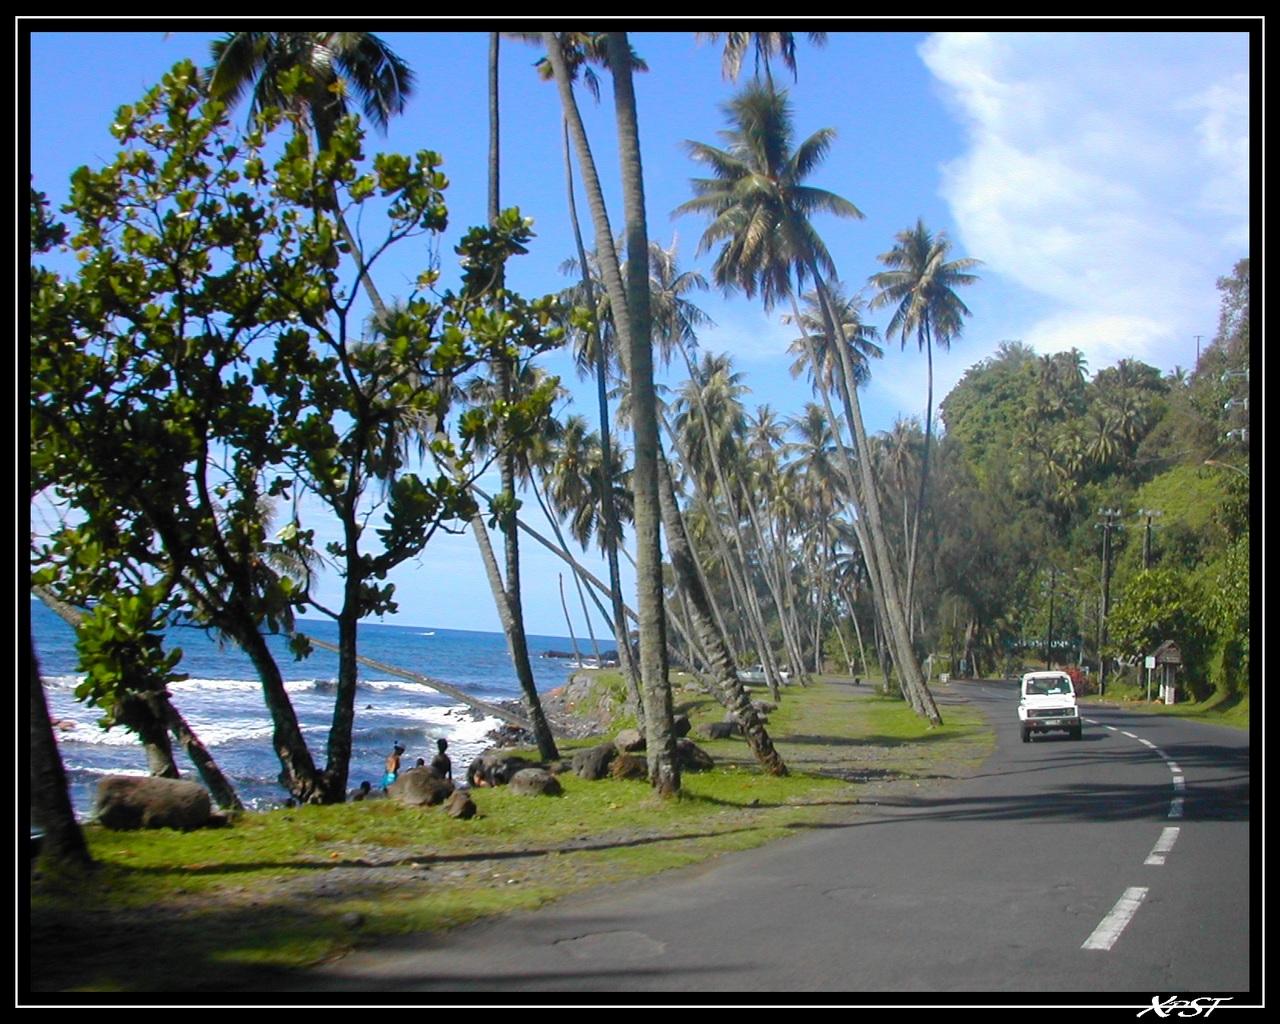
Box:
[1082,684,1250,729]
[28,678,993,993]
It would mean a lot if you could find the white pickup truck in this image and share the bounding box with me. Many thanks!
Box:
[1018,670,1082,742]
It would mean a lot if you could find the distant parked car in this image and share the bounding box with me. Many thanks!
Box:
[736,664,791,685]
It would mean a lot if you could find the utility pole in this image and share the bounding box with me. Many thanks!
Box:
[1096,508,1124,694]
[1043,566,1061,671]
[1137,508,1164,570]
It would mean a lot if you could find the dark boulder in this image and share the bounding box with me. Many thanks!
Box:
[572,742,618,780]
[466,753,535,788]
[94,775,213,831]
[609,752,648,781]
[388,767,455,807]
[675,737,715,772]
[508,767,563,797]
[444,790,477,819]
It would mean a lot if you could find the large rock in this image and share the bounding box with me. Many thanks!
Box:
[609,752,648,781]
[444,790,477,819]
[387,767,455,807]
[699,720,737,741]
[675,737,715,772]
[508,767,563,797]
[94,775,213,831]
[572,742,617,781]
[467,753,535,787]
[613,728,645,753]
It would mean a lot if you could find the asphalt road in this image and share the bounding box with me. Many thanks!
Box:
[286,681,1254,1003]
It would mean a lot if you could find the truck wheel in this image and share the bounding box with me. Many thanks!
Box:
[1071,725,1082,740]
[1021,726,1031,743]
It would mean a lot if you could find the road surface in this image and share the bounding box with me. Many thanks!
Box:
[286,680,1253,1001]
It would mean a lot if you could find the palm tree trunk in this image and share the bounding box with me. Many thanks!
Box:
[562,118,642,719]
[547,31,677,793]
[660,405,779,699]
[559,574,582,665]
[658,453,788,775]
[810,272,940,725]
[904,323,934,632]
[608,31,677,795]
[470,509,559,760]
[481,35,558,763]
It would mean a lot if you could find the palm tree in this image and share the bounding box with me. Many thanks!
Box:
[543,31,679,794]
[30,639,92,870]
[868,219,981,628]
[206,31,414,321]
[207,32,413,148]
[784,284,883,394]
[698,31,828,84]
[675,81,941,724]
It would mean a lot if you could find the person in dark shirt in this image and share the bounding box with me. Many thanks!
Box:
[430,737,452,780]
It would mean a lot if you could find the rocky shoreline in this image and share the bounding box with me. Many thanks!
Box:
[488,672,614,746]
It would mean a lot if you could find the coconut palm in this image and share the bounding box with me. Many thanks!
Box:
[698,31,828,84]
[784,284,883,395]
[207,31,412,146]
[206,31,414,320]
[542,32,680,793]
[868,219,981,629]
[676,81,940,723]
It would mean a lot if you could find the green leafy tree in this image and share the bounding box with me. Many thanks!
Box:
[30,61,552,803]
[1105,569,1211,699]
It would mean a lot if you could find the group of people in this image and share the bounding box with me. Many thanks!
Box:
[352,737,453,800]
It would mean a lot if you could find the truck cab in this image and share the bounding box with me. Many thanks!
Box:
[1018,671,1081,742]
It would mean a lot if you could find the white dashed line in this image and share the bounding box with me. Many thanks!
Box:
[1145,826,1180,865]
[1083,887,1149,950]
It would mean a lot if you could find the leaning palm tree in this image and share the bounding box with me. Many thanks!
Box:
[675,81,940,724]
[784,284,883,394]
[868,219,981,625]
[206,32,414,321]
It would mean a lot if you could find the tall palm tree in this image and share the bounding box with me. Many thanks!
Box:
[675,81,940,723]
[544,31,679,794]
[868,219,981,623]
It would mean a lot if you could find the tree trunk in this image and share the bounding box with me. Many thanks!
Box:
[810,274,940,725]
[607,31,677,795]
[29,636,93,870]
[561,119,643,721]
[547,32,676,793]
[228,609,327,803]
[31,584,243,809]
[658,454,787,774]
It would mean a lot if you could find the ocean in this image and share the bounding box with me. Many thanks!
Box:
[29,598,587,819]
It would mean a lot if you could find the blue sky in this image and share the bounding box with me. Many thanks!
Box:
[27,23,1253,637]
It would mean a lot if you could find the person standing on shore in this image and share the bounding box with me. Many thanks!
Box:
[382,744,405,790]
[430,738,452,780]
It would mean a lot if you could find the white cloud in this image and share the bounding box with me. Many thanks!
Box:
[919,31,1250,375]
